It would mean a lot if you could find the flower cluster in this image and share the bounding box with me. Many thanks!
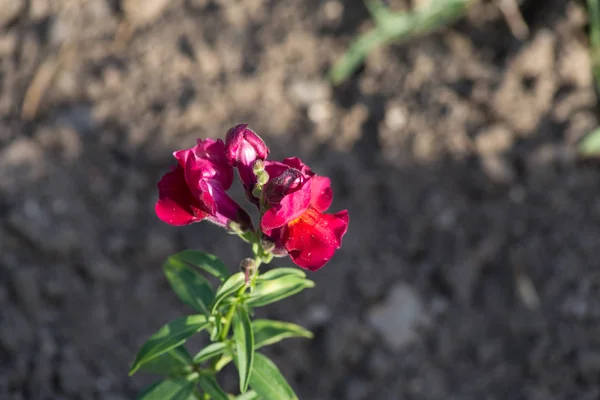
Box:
[155,124,349,271]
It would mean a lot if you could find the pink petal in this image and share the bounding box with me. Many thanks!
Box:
[155,166,209,226]
[310,176,333,212]
[282,157,314,176]
[282,208,349,271]
[261,178,312,231]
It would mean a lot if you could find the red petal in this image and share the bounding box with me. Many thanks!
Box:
[310,176,333,212]
[155,166,209,226]
[261,178,311,231]
[283,208,349,271]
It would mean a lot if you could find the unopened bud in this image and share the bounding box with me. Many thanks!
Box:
[260,238,276,252]
[228,221,243,233]
[252,159,265,174]
[252,185,262,199]
[240,258,257,272]
[256,170,269,185]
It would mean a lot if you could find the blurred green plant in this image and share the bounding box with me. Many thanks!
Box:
[328,0,474,85]
[581,0,600,157]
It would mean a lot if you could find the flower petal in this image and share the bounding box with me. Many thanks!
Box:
[310,176,333,212]
[261,177,312,231]
[283,208,349,271]
[282,157,314,176]
[155,166,209,226]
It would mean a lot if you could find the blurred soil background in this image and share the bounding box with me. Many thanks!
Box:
[1,0,600,399]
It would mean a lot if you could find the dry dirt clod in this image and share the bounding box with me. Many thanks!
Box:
[0,0,24,28]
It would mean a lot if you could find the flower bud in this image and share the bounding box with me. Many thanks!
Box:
[252,159,265,174]
[225,124,269,168]
[256,170,269,186]
[239,258,257,272]
[260,238,276,252]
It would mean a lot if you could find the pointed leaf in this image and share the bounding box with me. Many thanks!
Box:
[211,272,245,313]
[130,315,210,375]
[253,320,313,349]
[192,342,227,364]
[164,259,214,314]
[198,375,229,400]
[257,268,306,282]
[235,391,260,400]
[139,345,193,377]
[136,379,194,400]
[233,306,254,393]
[246,276,314,308]
[175,250,230,282]
[249,353,298,400]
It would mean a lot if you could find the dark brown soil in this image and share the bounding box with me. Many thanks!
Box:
[2,0,600,399]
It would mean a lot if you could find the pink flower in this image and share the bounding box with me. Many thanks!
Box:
[155,138,252,230]
[261,158,348,271]
[225,124,269,193]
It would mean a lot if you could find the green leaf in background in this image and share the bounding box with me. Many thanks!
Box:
[233,306,255,393]
[164,259,214,315]
[235,390,261,400]
[136,379,194,400]
[129,315,210,375]
[253,319,313,349]
[246,276,315,308]
[249,353,298,400]
[192,342,228,364]
[198,375,229,400]
[211,272,246,313]
[328,0,472,85]
[579,127,600,157]
[256,267,306,282]
[174,250,231,282]
[139,345,193,377]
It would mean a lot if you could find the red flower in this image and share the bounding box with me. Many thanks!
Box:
[225,124,269,196]
[155,138,252,229]
[261,158,348,271]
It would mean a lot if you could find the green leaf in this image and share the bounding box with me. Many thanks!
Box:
[249,353,298,400]
[192,342,227,364]
[164,259,214,314]
[253,320,313,349]
[257,268,306,282]
[129,315,210,375]
[136,379,194,400]
[139,345,193,377]
[579,127,600,156]
[233,306,255,393]
[235,390,261,400]
[246,276,315,308]
[212,272,246,313]
[198,375,229,400]
[174,250,230,282]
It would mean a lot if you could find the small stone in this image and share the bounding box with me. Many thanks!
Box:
[384,105,408,131]
[0,33,17,56]
[0,0,24,27]
[288,80,331,106]
[475,124,514,154]
[308,101,333,124]
[323,1,344,22]
[122,0,171,27]
[481,154,515,184]
[367,283,427,350]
